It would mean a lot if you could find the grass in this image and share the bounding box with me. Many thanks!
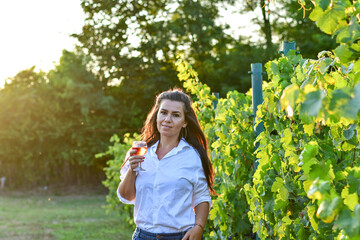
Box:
[0,191,133,240]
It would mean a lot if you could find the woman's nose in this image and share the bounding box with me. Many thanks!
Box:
[165,114,171,122]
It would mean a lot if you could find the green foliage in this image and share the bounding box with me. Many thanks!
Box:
[176,57,256,239]
[0,50,118,188]
[101,1,360,239]
[102,57,257,239]
[245,1,360,239]
[100,133,139,228]
[76,0,267,99]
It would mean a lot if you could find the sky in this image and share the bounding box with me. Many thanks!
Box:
[0,1,259,88]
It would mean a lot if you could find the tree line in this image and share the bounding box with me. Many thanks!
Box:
[0,0,336,189]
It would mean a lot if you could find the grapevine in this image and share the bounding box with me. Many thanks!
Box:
[101,1,360,239]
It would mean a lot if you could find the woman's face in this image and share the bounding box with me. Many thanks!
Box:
[156,99,187,140]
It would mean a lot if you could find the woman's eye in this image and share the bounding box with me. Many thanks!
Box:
[173,114,180,117]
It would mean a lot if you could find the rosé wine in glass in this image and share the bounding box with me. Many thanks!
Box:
[132,141,147,171]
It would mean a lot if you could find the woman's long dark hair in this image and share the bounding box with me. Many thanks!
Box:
[141,88,216,195]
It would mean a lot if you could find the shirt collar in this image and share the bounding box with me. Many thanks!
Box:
[149,138,191,158]
[176,138,191,152]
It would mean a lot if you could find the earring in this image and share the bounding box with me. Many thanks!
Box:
[183,127,187,139]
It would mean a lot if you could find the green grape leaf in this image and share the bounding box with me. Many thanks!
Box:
[355,2,360,14]
[271,177,284,192]
[355,72,360,84]
[309,6,325,22]
[346,167,360,195]
[280,84,300,110]
[271,154,281,173]
[354,59,360,72]
[303,179,312,192]
[342,141,356,151]
[317,57,334,74]
[281,128,292,146]
[335,206,360,238]
[216,131,227,142]
[302,158,318,176]
[334,45,356,63]
[343,124,357,140]
[211,140,221,149]
[307,180,331,200]
[354,205,360,234]
[299,142,319,163]
[300,90,325,117]
[270,62,280,76]
[315,1,347,34]
[336,16,360,44]
[299,146,319,175]
[335,170,347,181]
[341,62,355,74]
[215,111,226,122]
[341,187,359,211]
[263,198,275,213]
[307,204,319,231]
[303,123,315,136]
[309,162,334,181]
[328,86,360,120]
[272,177,289,201]
[314,0,331,11]
[344,83,360,119]
[316,197,342,223]
[335,209,353,235]
[282,216,292,225]
[279,185,289,201]
[289,155,301,172]
[332,71,348,88]
[274,198,287,210]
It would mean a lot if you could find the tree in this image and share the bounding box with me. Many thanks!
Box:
[241,0,276,60]
[228,0,336,60]
[0,50,119,188]
[46,49,119,185]
[0,68,48,187]
[75,0,259,99]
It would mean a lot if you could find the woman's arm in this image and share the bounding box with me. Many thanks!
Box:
[182,202,210,240]
[118,168,137,201]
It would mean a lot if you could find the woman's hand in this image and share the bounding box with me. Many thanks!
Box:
[182,202,208,240]
[181,225,203,240]
[127,149,144,171]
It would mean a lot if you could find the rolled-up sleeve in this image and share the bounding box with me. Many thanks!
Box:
[117,160,135,205]
[192,165,212,209]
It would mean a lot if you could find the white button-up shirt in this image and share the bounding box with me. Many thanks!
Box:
[117,138,212,233]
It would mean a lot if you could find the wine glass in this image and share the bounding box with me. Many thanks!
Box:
[132,141,147,171]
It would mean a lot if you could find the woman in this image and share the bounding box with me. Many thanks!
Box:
[118,88,215,240]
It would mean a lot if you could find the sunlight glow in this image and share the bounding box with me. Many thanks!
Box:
[0,0,86,88]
